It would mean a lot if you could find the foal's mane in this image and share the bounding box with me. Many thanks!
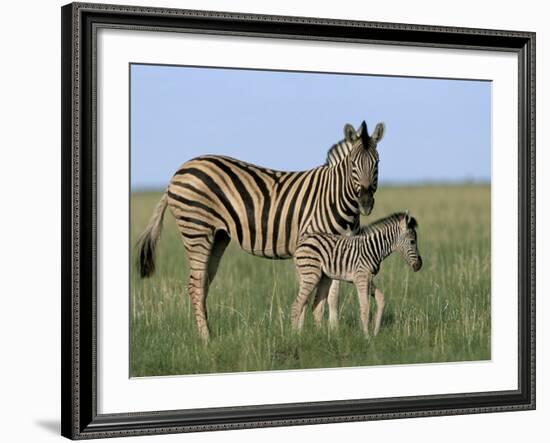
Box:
[359,212,407,235]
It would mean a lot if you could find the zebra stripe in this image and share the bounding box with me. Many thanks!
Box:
[136,121,385,340]
[325,139,354,165]
[170,153,369,258]
[168,122,381,259]
[292,212,422,335]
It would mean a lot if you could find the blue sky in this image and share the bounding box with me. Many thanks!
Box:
[130,64,491,190]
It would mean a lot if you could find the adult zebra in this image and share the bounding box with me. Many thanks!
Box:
[136,121,385,340]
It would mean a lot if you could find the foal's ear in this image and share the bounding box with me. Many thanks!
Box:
[371,122,385,144]
[344,123,358,141]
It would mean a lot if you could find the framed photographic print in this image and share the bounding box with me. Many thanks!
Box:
[61,2,536,439]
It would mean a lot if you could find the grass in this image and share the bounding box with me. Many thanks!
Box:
[130,184,490,377]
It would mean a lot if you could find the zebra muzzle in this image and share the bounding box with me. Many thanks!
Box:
[358,186,374,215]
[358,190,374,216]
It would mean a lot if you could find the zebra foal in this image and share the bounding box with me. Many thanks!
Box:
[292,212,422,336]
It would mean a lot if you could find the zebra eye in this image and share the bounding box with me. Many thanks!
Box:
[410,240,416,245]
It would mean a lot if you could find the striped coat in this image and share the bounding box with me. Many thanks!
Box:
[136,121,385,340]
[292,212,422,336]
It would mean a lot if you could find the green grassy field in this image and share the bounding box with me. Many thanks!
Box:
[130,185,490,377]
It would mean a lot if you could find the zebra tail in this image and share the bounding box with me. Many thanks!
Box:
[136,192,168,278]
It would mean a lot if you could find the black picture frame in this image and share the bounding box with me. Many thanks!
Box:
[61,2,536,439]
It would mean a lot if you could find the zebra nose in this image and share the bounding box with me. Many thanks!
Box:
[413,257,423,272]
[362,202,373,216]
[360,195,374,216]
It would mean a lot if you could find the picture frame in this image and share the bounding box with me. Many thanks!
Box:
[61,2,536,439]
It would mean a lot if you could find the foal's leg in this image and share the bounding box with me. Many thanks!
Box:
[354,276,372,337]
[312,276,332,327]
[372,288,385,336]
[327,280,341,330]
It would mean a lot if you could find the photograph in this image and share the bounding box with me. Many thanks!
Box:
[58,2,536,439]
[129,64,491,377]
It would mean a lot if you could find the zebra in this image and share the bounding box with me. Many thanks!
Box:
[136,121,386,340]
[320,122,384,325]
[292,212,422,336]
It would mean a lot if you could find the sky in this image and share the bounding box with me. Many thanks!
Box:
[130,64,491,190]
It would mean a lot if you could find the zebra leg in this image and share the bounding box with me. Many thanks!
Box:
[180,230,222,342]
[186,249,211,341]
[312,276,332,328]
[327,280,341,330]
[179,228,230,342]
[298,304,307,330]
[207,231,230,286]
[354,277,372,337]
[291,272,321,331]
[372,288,385,336]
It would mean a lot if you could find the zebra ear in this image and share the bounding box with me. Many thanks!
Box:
[371,122,385,143]
[344,123,358,141]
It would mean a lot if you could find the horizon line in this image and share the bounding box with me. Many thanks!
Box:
[130,179,491,193]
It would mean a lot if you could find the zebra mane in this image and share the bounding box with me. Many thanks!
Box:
[324,140,354,166]
[359,212,413,235]
[324,135,380,166]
